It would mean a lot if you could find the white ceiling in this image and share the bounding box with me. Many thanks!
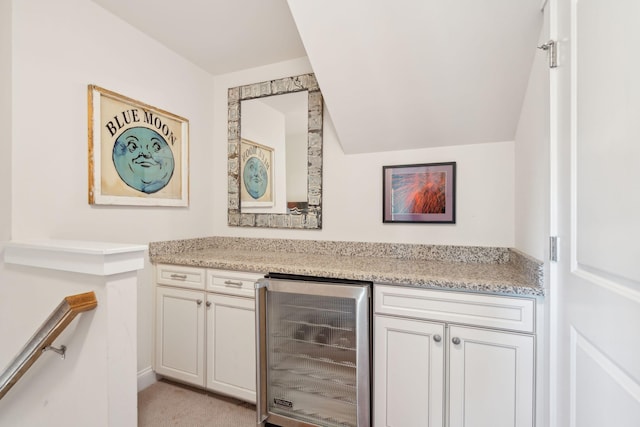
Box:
[91,0,545,153]
[288,0,545,153]
[91,0,307,75]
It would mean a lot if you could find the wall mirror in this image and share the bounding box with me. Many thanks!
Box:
[227,73,323,229]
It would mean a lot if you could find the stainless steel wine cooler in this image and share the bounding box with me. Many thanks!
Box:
[255,274,372,427]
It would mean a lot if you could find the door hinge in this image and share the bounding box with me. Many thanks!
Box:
[549,236,558,262]
[538,40,557,68]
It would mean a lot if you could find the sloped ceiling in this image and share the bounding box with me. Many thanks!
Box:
[91,0,544,154]
[288,0,544,153]
[90,0,307,75]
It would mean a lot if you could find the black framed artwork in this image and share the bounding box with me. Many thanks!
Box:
[383,162,456,224]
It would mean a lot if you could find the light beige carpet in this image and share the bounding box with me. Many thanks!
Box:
[138,379,256,427]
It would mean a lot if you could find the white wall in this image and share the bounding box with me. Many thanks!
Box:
[514,10,550,262]
[0,0,14,407]
[214,62,516,247]
[0,0,11,243]
[4,0,215,380]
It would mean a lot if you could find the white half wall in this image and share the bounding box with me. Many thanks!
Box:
[0,240,144,427]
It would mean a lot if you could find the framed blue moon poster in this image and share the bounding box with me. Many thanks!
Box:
[88,85,189,206]
[240,139,274,208]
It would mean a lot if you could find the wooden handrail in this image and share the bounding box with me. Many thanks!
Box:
[0,292,98,400]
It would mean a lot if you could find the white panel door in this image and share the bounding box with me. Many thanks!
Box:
[552,0,640,426]
[206,293,256,403]
[448,326,534,427]
[155,286,205,386]
[373,315,445,427]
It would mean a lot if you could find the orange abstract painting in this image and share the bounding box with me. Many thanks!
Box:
[383,163,456,223]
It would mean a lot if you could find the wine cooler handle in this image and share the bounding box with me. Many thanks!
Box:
[255,284,269,424]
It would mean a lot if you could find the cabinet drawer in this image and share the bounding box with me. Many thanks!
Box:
[207,269,264,297]
[156,264,206,290]
[374,284,535,333]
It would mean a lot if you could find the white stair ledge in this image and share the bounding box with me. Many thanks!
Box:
[4,239,147,275]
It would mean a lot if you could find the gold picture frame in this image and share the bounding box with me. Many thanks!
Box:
[240,138,274,208]
[88,85,189,206]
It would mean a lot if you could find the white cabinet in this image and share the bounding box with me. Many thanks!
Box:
[448,325,534,427]
[155,285,206,386]
[153,263,263,403]
[205,270,260,403]
[374,284,536,427]
[374,315,445,427]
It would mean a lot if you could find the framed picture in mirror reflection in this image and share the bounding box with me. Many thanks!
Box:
[240,138,274,208]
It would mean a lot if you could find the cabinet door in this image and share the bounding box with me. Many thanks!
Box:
[155,286,205,386]
[374,315,445,427]
[206,293,256,403]
[448,326,534,427]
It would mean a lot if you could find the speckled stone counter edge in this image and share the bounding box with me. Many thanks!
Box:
[149,236,512,262]
[509,248,544,289]
[149,236,543,288]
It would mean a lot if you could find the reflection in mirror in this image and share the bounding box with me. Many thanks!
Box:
[227,73,323,229]
[241,92,308,214]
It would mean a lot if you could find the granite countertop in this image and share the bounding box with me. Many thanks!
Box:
[149,237,545,297]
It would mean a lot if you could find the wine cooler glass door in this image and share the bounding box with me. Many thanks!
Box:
[256,278,370,427]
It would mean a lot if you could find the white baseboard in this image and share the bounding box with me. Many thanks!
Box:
[137,366,157,392]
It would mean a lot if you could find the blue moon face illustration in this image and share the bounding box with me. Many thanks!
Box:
[112,127,175,194]
[243,157,268,199]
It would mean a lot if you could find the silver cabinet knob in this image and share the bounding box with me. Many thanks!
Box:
[433,334,442,342]
[196,299,202,305]
[206,301,212,307]
[452,337,461,345]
